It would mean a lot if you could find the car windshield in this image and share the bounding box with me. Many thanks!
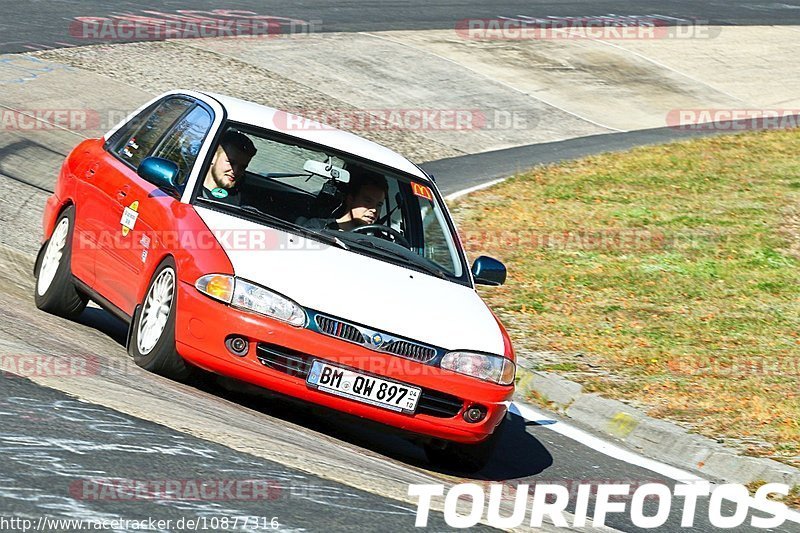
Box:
[191,124,468,284]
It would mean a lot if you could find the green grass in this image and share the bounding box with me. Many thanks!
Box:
[451,130,800,466]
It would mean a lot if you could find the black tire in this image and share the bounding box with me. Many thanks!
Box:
[424,417,506,473]
[34,205,88,319]
[128,257,193,381]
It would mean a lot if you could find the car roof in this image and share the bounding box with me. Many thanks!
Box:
[200,91,430,182]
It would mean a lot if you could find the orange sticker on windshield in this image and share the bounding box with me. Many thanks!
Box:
[412,182,433,201]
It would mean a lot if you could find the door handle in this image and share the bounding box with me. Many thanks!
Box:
[117,186,130,200]
[85,162,99,179]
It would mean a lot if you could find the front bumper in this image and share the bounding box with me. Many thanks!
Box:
[175,281,513,444]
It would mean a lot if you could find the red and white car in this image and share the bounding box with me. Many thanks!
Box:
[34,90,515,471]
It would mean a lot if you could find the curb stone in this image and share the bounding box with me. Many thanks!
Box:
[514,366,800,488]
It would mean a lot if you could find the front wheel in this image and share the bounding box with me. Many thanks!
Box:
[129,258,193,381]
[34,205,88,319]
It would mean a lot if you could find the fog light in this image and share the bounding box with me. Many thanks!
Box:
[463,405,487,424]
[225,336,249,357]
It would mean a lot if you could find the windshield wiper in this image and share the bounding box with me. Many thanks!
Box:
[343,237,449,280]
[195,197,348,250]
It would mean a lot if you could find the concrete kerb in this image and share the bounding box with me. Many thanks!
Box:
[513,366,800,489]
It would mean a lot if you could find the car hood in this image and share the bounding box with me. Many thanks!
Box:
[195,206,505,355]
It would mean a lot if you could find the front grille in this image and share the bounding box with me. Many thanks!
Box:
[255,343,461,418]
[256,343,312,378]
[416,390,463,418]
[381,340,437,363]
[313,312,439,364]
[315,315,365,344]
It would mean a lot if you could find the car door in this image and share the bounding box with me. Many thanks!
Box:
[114,103,215,311]
[90,97,197,314]
[72,98,162,290]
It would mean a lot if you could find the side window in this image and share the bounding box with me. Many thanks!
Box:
[419,197,460,274]
[115,98,193,168]
[105,101,158,151]
[152,106,213,191]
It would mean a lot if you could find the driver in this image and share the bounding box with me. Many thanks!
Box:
[201,130,257,206]
[301,167,388,231]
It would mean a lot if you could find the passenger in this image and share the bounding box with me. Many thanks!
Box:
[201,130,257,206]
[302,167,388,231]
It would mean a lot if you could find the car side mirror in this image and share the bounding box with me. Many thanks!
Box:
[138,157,180,196]
[471,256,507,286]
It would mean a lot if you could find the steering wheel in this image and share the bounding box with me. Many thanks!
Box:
[352,224,411,249]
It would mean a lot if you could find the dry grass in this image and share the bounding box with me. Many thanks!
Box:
[746,480,800,507]
[451,129,800,467]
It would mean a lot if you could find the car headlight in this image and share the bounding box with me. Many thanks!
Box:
[195,274,235,303]
[440,351,516,385]
[195,274,306,327]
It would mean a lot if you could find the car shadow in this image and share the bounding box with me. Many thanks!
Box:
[76,305,129,346]
[74,304,556,481]
[476,413,554,480]
[204,374,555,481]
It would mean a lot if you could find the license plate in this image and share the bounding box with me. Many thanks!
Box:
[306,360,420,413]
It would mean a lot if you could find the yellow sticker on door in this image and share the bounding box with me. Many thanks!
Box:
[120,200,139,237]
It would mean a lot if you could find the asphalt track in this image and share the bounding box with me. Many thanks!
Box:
[0,377,469,532]
[1,1,799,532]
[422,124,750,196]
[2,0,800,53]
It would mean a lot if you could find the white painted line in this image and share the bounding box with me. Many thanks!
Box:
[511,401,800,524]
[444,177,507,201]
[511,401,703,482]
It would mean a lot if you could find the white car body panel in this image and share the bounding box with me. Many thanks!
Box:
[195,206,505,355]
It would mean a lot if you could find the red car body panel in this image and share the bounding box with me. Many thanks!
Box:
[44,139,235,317]
[175,283,512,443]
